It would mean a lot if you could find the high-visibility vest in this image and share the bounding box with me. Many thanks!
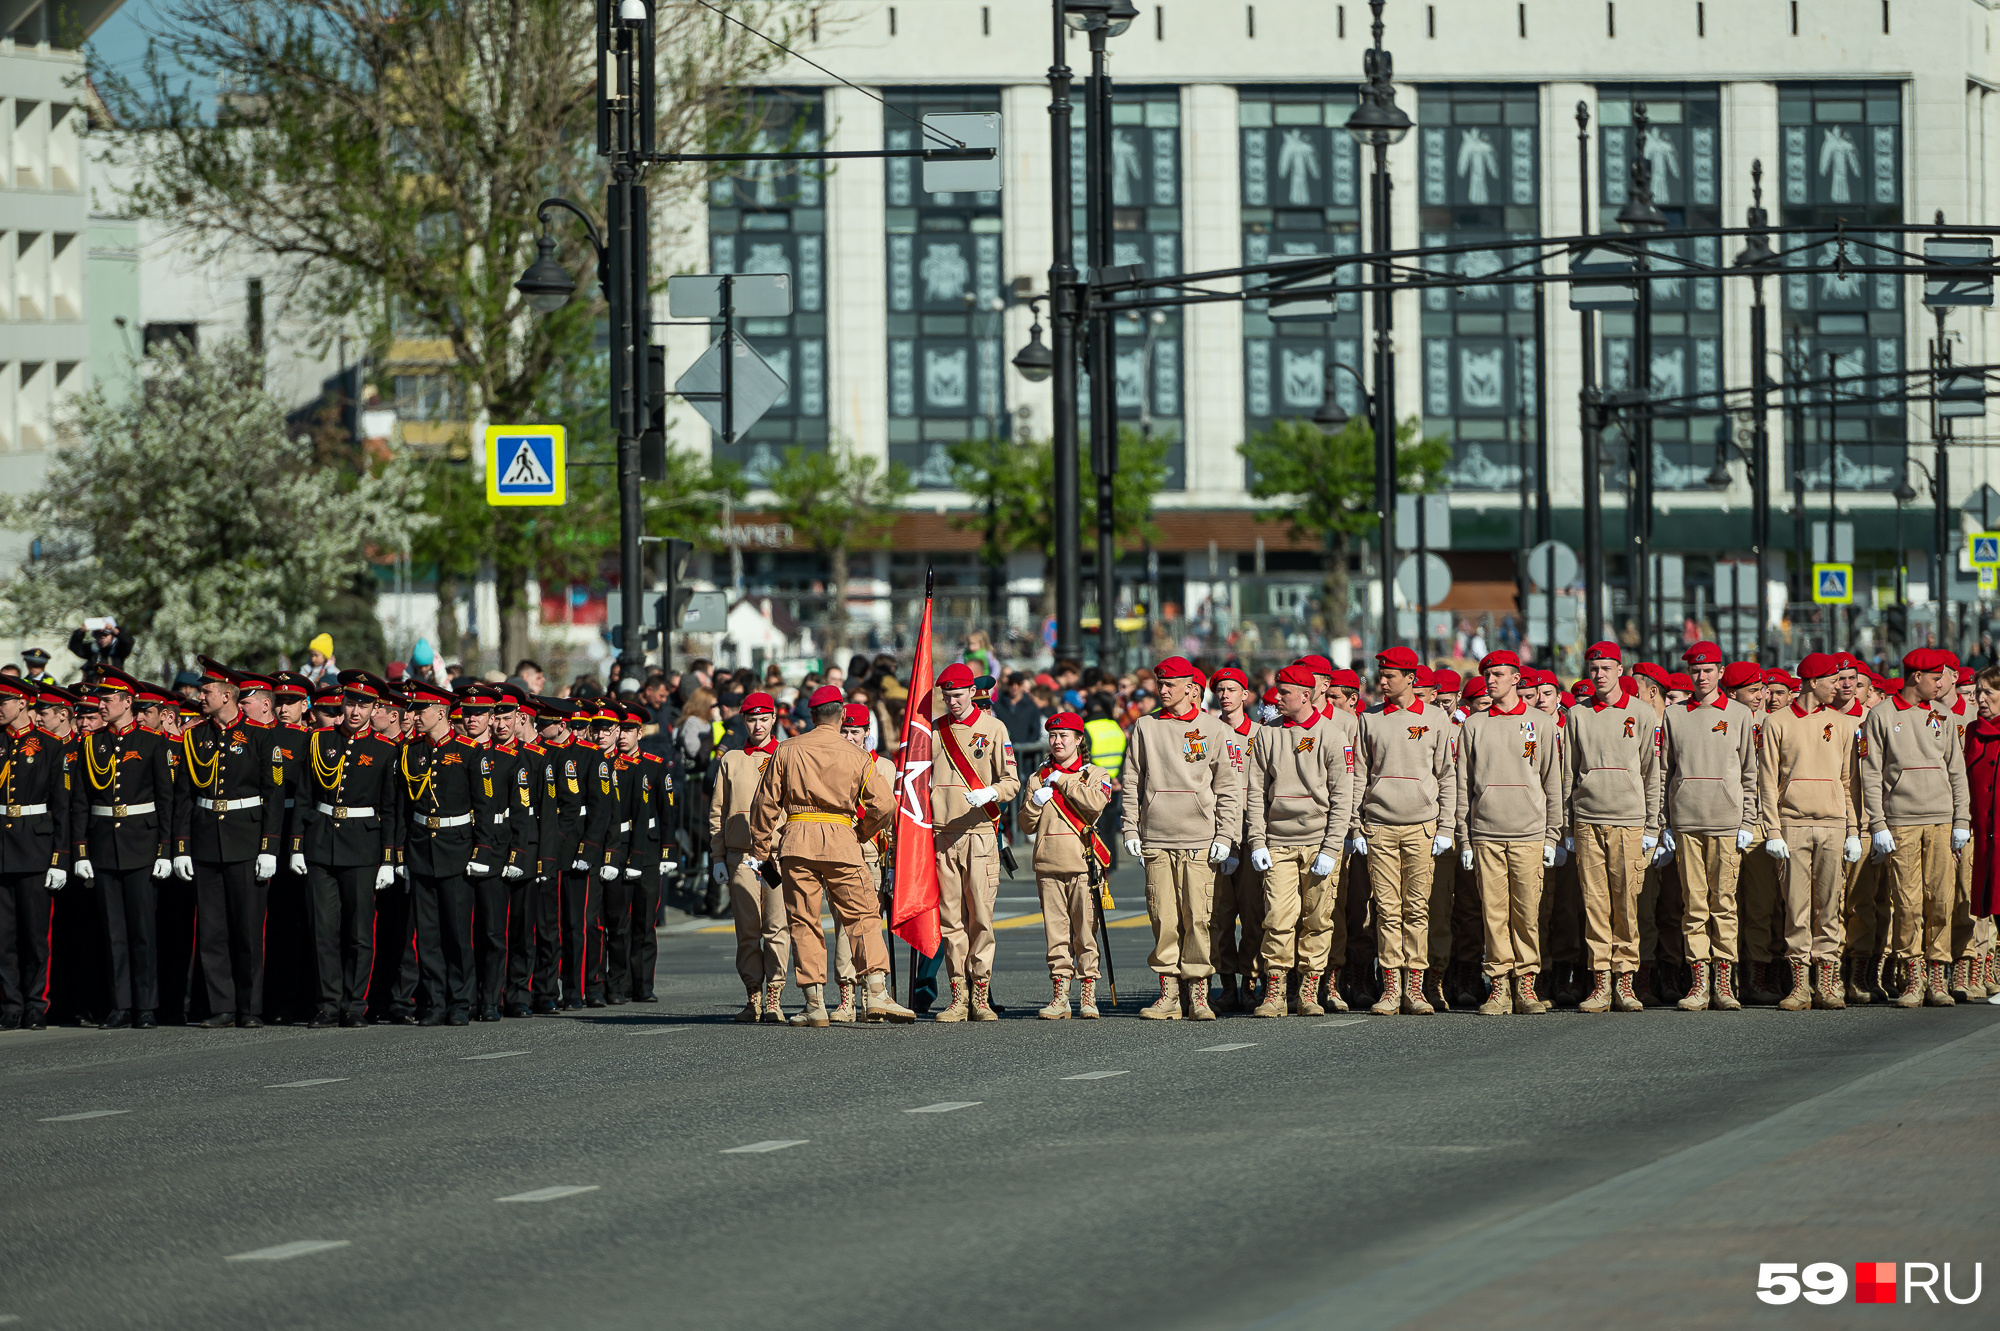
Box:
[1083,717,1126,780]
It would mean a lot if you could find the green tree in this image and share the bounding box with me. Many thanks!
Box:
[0,341,421,671]
[763,445,914,659]
[1238,416,1450,639]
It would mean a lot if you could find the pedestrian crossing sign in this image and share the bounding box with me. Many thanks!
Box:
[485,426,565,506]
[1812,562,1853,604]
[1970,532,2000,567]
[1981,565,1998,592]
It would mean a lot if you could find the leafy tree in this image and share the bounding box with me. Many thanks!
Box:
[0,341,421,672]
[1238,416,1451,639]
[763,445,913,658]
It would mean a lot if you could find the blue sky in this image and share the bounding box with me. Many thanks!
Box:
[88,0,216,105]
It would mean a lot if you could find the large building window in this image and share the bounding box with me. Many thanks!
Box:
[1777,81,1905,493]
[886,88,1004,489]
[1417,86,1541,492]
[708,90,827,485]
[1239,87,1362,478]
[1597,85,1724,491]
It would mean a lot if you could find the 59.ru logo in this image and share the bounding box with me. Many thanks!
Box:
[1757,1262,1983,1305]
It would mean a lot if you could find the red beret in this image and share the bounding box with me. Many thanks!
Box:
[1154,656,1195,679]
[808,684,844,708]
[1902,648,1946,675]
[1375,646,1421,670]
[1880,677,1904,694]
[1210,667,1249,692]
[1721,661,1764,690]
[1667,672,1693,692]
[1045,710,1086,733]
[1797,652,1839,680]
[1431,669,1462,693]
[1412,665,1435,688]
[1959,666,1976,686]
[938,662,976,690]
[1260,688,1281,706]
[1584,640,1622,663]
[1275,663,1317,689]
[841,703,871,727]
[1632,662,1670,689]
[1682,641,1722,665]
[1190,666,1208,692]
[1479,650,1521,672]
[1462,676,1488,698]
[1558,691,1575,708]
[1329,668,1361,689]
[1943,651,1961,670]
[740,691,776,714]
[1298,654,1335,676]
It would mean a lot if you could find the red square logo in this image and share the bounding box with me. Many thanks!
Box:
[1856,1262,1898,1304]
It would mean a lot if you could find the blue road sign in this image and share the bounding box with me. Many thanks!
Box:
[486,426,565,506]
[1812,563,1852,605]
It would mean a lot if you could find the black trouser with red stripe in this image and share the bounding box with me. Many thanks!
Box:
[601,870,634,1001]
[559,868,602,1005]
[195,859,267,1019]
[0,872,53,1023]
[628,866,661,999]
[470,869,508,1011]
[309,863,377,1018]
[398,872,473,1016]
[97,865,159,1014]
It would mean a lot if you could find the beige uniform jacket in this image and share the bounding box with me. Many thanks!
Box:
[1219,714,1259,844]
[1027,759,1113,876]
[1355,699,1457,829]
[1120,708,1245,850]
[1245,712,1356,856]
[1660,695,1759,835]
[1758,702,1859,833]
[747,724,892,865]
[861,753,896,868]
[709,744,781,860]
[1561,691,1664,832]
[928,709,1020,841]
[1859,696,1971,832]
[1454,701,1564,844]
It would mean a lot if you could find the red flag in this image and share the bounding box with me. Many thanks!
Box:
[890,590,941,957]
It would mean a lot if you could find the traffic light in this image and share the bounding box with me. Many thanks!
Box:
[656,538,695,671]
[1884,604,1908,644]
[640,344,667,482]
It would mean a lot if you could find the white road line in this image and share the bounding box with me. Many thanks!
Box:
[1316,1018,1368,1028]
[461,1051,529,1060]
[495,1185,600,1203]
[722,1139,809,1154]
[905,1101,981,1113]
[37,1109,129,1122]
[266,1078,351,1089]
[1196,1043,1257,1052]
[625,1027,690,1036]
[1062,1071,1130,1080]
[0,1314,21,1324]
[225,1239,351,1262]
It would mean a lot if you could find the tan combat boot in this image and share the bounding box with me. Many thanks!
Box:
[970,978,1000,1021]
[1077,978,1100,1019]
[1843,955,1871,1005]
[1476,972,1512,1015]
[1369,967,1402,1016]
[1140,973,1182,1020]
[1949,959,1973,1003]
[1251,971,1288,1018]
[1811,959,1845,1009]
[1298,970,1328,1017]
[760,979,787,1024]
[1187,977,1217,1020]
[1612,970,1645,1011]
[1514,972,1551,1014]
[828,980,858,1024]
[735,987,761,1023]
[1925,961,1956,1007]
[1892,957,1924,1008]
[1038,977,1072,1020]
[933,976,970,1022]
[788,983,830,1027]
[1677,959,1713,1011]
[1402,969,1435,1015]
[1776,959,1812,1011]
[1712,961,1741,1010]
[1324,966,1350,1013]
[862,973,916,1023]
[1578,969,1613,1013]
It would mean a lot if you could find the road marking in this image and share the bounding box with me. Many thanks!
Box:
[462,1051,529,1060]
[496,1185,600,1203]
[722,1139,809,1154]
[0,1313,20,1324]
[37,1109,129,1122]
[1062,1071,1129,1080]
[905,1101,981,1113]
[625,1027,690,1036]
[990,912,1047,931]
[1316,1019,1367,1028]
[1196,1043,1257,1052]
[225,1239,351,1262]
[266,1078,350,1089]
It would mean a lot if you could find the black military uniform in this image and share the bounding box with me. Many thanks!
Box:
[146,682,201,1026]
[466,685,522,1021]
[260,671,319,1024]
[71,668,178,1028]
[394,680,501,1025]
[300,673,403,1026]
[176,661,284,1027]
[573,703,627,1007]
[512,697,565,1015]
[623,706,668,1002]
[600,706,649,1005]
[544,701,605,1011]
[0,677,70,1030]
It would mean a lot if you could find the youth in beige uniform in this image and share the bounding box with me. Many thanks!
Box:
[1024,711,1112,1020]
[1936,679,1982,995]
[708,693,786,1022]
[1756,652,1862,1010]
[928,662,1021,1022]
[1859,650,1970,1007]
[1561,642,1662,1012]
[1659,642,1759,1011]
[1455,653,1563,1014]
[1729,665,1787,1004]
[829,705,893,1024]
[1207,669,1262,1012]
[1120,656,1244,1021]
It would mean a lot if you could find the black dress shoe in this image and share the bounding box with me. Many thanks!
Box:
[237,1015,264,1029]
[0,1013,20,1031]
[99,1010,132,1030]
[605,995,628,1006]
[563,999,584,1012]
[26,1016,46,1031]
[502,1004,531,1019]
[135,1010,158,1029]
[479,1006,501,1022]
[530,1001,558,1016]
[417,1011,446,1027]
[445,1010,469,1027]
[307,1009,339,1029]
[198,1013,236,1028]
[385,1011,418,1025]
[634,993,659,1003]
[585,996,607,1009]
[339,1012,364,1028]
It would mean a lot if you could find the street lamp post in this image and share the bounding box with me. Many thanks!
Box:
[1576,102,1605,646]
[1085,12,1120,671]
[1617,101,1667,660]
[1732,159,1777,665]
[1045,4,1083,667]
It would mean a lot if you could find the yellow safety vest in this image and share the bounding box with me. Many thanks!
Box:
[1083,717,1126,781]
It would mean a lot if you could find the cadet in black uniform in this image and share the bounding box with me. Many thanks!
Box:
[575,701,627,1007]
[600,703,648,1004]
[262,671,318,1024]
[0,677,70,1030]
[140,679,201,1026]
[301,672,404,1027]
[71,667,178,1029]
[538,697,598,1010]
[461,684,522,1021]
[626,703,668,1002]
[501,688,551,1018]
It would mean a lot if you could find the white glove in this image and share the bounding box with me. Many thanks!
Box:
[710,861,727,884]
[1735,828,1755,852]
[1311,852,1336,879]
[288,853,307,876]
[1042,770,1059,786]
[625,867,640,879]
[599,863,619,881]
[1451,708,1468,724]
[742,857,763,877]
[502,865,524,880]
[73,858,94,881]
[1208,840,1230,865]
[1952,828,1972,853]
[1249,847,1273,872]
[1222,857,1239,874]
[1543,843,1558,868]
[1870,830,1895,863]
[571,858,590,871]
[1552,843,1570,867]
[44,868,64,891]
[1431,834,1452,857]
[374,866,395,892]
[468,860,492,877]
[963,786,996,808]
[151,857,171,879]
[1124,838,1143,858]
[1460,846,1474,871]
[174,855,196,881]
[253,854,276,880]
[1349,834,1368,857]
[1030,786,1055,806]
[1661,829,1677,855]
[1642,834,1658,855]
[395,865,408,882]
[1764,838,1790,861]
[1843,836,1863,864]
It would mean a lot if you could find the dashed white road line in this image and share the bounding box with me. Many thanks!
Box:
[722,1139,809,1154]
[225,1239,351,1262]
[1061,1071,1129,1080]
[1196,1043,1257,1052]
[461,1051,529,1061]
[37,1109,129,1122]
[905,1101,981,1113]
[267,1078,351,1089]
[495,1185,600,1203]
[1316,1019,1368,1028]
[625,1027,689,1036]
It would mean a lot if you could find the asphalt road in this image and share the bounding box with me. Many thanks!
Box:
[5,863,1998,1330]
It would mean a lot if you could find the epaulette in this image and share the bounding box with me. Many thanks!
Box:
[524,740,546,754]
[641,751,664,764]
[456,734,479,746]
[496,741,518,755]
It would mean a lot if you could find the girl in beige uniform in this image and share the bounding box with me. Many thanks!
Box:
[1025,711,1114,1020]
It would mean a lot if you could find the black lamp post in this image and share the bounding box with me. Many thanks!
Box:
[1616,101,1667,659]
[1732,159,1777,663]
[1345,0,1412,654]
[1081,1,1134,670]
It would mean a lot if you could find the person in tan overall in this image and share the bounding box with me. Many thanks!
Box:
[709,691,788,1023]
[1562,642,1662,1013]
[1756,652,1863,1011]
[928,661,1020,1022]
[744,684,910,1026]
[1660,641,1760,1011]
[1024,711,1113,1020]
[835,702,895,1024]
[1207,667,1261,1013]
[1121,655,1243,1021]
[1455,651,1563,1014]
[1245,662,1357,1018]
